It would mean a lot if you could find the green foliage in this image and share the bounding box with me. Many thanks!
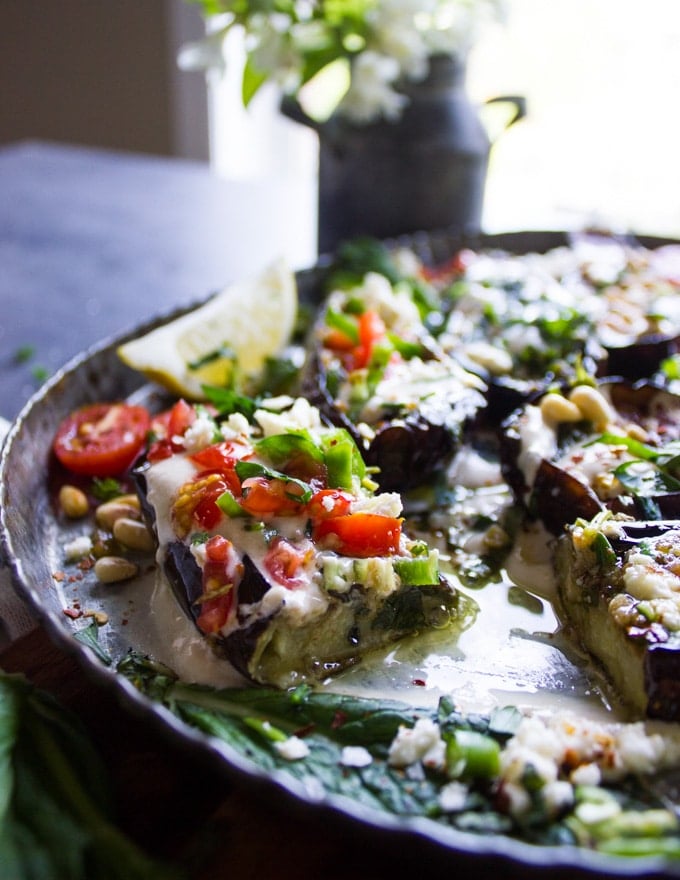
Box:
[0,673,178,880]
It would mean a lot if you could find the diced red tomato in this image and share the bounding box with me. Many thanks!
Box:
[323,327,356,352]
[314,512,402,557]
[190,441,252,496]
[239,476,307,518]
[192,475,235,530]
[264,536,310,588]
[306,488,354,522]
[419,248,475,282]
[53,402,151,477]
[191,440,252,472]
[352,310,386,370]
[195,595,232,635]
[148,400,197,462]
[195,535,242,634]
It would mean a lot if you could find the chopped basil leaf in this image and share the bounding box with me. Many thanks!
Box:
[235,460,313,503]
[201,386,258,421]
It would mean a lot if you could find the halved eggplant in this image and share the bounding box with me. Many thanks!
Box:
[158,536,464,685]
[135,396,470,687]
[500,379,680,536]
[300,279,487,492]
[555,515,680,721]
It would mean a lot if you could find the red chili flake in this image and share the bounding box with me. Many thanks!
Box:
[52,571,66,582]
[412,679,427,687]
[63,607,83,620]
[294,723,316,738]
[331,711,349,730]
[78,558,95,571]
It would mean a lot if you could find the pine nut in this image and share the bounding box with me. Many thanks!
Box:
[112,517,155,552]
[568,385,616,431]
[94,556,139,583]
[95,494,141,529]
[83,609,109,626]
[539,393,583,424]
[58,484,89,519]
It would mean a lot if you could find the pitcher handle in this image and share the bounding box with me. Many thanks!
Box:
[483,95,527,141]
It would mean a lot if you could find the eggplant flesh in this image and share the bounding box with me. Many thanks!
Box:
[219,578,460,687]
[555,518,680,721]
[161,538,460,687]
[500,380,680,536]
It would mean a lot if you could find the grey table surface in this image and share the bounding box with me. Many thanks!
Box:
[0,139,317,421]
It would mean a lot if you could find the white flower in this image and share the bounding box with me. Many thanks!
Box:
[182,0,506,124]
[177,29,228,74]
[337,51,408,124]
[248,15,303,90]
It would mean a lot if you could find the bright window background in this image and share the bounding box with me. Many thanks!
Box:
[209,0,680,242]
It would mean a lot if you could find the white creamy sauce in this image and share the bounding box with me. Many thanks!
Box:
[447,446,503,489]
[144,450,333,637]
[517,406,558,488]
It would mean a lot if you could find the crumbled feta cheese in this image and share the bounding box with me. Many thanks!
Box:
[541,780,574,817]
[388,718,446,771]
[181,414,216,452]
[570,762,601,786]
[438,781,468,813]
[351,492,403,518]
[257,395,296,411]
[340,746,373,768]
[274,735,310,761]
[623,551,680,601]
[220,412,250,439]
[497,709,680,819]
[254,398,322,436]
[63,534,93,562]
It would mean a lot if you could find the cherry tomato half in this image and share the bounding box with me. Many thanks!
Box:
[314,512,402,557]
[53,403,151,477]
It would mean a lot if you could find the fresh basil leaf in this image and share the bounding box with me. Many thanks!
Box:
[235,460,313,503]
[614,460,680,495]
[201,386,258,420]
[74,621,112,666]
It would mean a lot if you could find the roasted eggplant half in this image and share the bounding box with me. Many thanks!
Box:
[500,379,680,535]
[135,395,467,687]
[421,235,680,420]
[555,514,680,721]
[300,269,487,492]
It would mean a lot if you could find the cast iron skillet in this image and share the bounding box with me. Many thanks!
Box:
[2,230,679,880]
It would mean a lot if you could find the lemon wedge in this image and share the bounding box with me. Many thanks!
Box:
[117,259,297,399]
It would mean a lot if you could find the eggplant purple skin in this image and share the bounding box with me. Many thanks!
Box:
[606,333,680,383]
[612,522,680,722]
[499,379,680,536]
[646,642,680,721]
[300,348,485,493]
[161,539,276,680]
